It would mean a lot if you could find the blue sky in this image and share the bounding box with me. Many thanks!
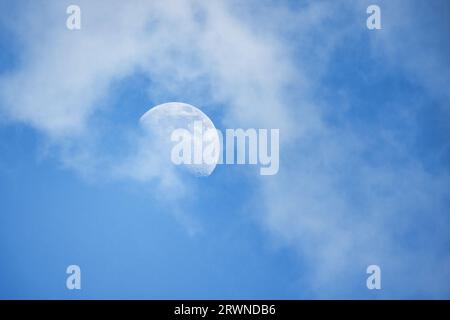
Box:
[0,0,449,299]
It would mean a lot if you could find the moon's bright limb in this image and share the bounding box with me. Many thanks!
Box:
[139,102,220,176]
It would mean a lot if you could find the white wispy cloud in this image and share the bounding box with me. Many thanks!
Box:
[0,0,298,234]
[252,0,450,297]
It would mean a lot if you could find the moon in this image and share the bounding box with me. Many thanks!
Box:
[139,102,220,176]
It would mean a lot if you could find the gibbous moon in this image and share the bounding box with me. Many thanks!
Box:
[139,102,220,176]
